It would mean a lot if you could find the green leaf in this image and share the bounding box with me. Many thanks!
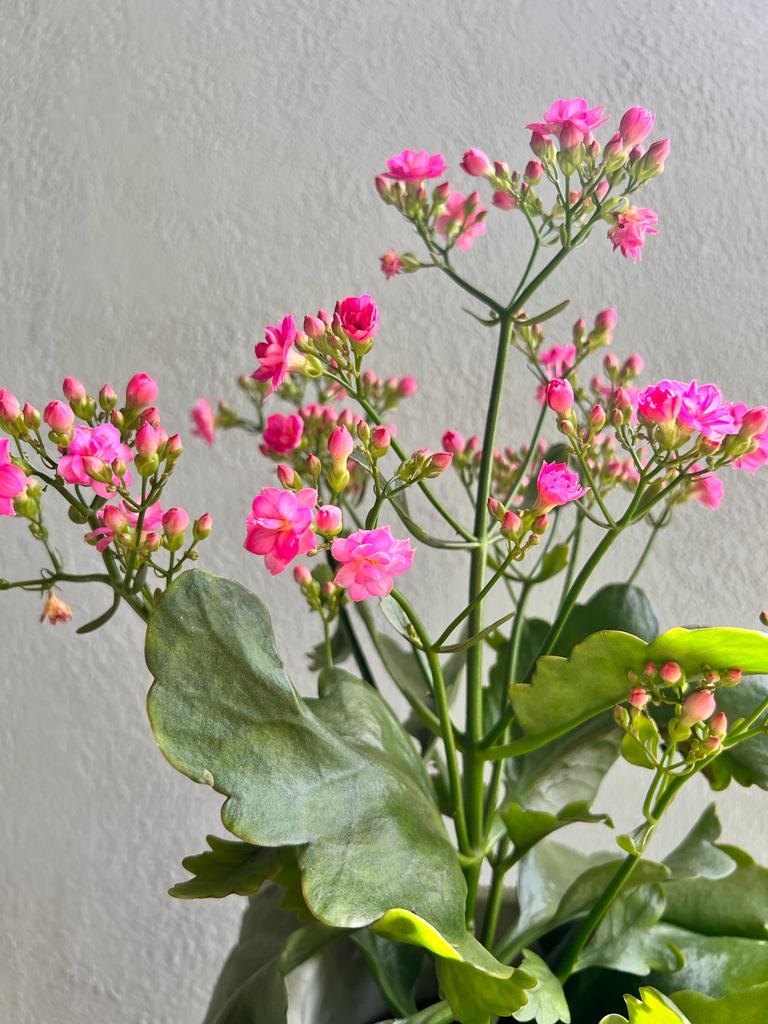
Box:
[512,950,571,1023]
[672,983,768,1024]
[511,627,768,747]
[575,884,684,975]
[620,715,660,769]
[706,676,768,789]
[534,543,570,583]
[649,924,768,999]
[553,584,659,659]
[170,834,282,899]
[146,571,506,976]
[662,857,768,939]
[352,929,424,1018]
[599,987,691,1024]
[501,801,612,859]
[663,805,736,880]
[436,957,536,1024]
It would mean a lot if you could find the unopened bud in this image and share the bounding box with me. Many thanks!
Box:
[680,689,717,727]
[614,704,631,729]
[629,687,650,709]
[370,425,391,456]
[660,661,682,684]
[533,513,549,535]
[304,314,326,339]
[277,463,298,489]
[135,423,159,457]
[193,512,213,541]
[99,384,118,411]
[589,404,607,433]
[63,377,87,402]
[501,510,522,539]
[315,504,342,536]
[487,497,504,521]
[293,564,312,587]
[23,403,41,429]
[710,711,728,737]
[545,378,574,416]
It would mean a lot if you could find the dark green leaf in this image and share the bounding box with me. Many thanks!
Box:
[147,571,507,975]
[352,930,424,1017]
[170,834,282,899]
[662,858,768,940]
[650,924,768,998]
[673,983,768,1024]
[706,676,768,789]
[663,805,736,881]
[512,950,571,1023]
[552,584,659,659]
[501,801,612,859]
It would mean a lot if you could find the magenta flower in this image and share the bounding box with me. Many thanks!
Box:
[244,487,317,575]
[526,98,609,138]
[261,413,303,455]
[539,343,577,379]
[672,380,740,442]
[608,206,658,261]
[332,526,414,601]
[336,295,380,344]
[253,315,306,397]
[436,191,487,251]
[689,466,724,509]
[534,461,588,512]
[191,399,216,445]
[637,382,682,424]
[57,424,133,497]
[0,439,27,516]
[383,149,447,182]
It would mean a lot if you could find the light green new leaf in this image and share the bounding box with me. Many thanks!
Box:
[147,571,504,975]
[512,950,570,1024]
[673,983,768,1024]
[436,957,536,1024]
[599,987,691,1024]
[511,627,768,745]
[663,804,736,880]
[575,884,684,976]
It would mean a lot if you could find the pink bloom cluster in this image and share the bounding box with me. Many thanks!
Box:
[332,526,414,601]
[58,424,134,497]
[87,500,165,552]
[526,97,609,141]
[0,438,27,516]
[637,379,743,443]
[384,150,447,182]
[261,413,303,456]
[245,487,318,575]
[608,207,658,261]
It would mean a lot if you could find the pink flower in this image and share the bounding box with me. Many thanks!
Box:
[244,487,317,575]
[253,315,306,397]
[261,413,303,455]
[332,526,414,601]
[384,149,447,182]
[125,373,158,409]
[44,400,74,432]
[40,592,72,625]
[460,148,493,177]
[526,98,609,138]
[637,383,682,424]
[336,295,380,344]
[673,380,739,442]
[0,389,21,421]
[618,107,655,148]
[608,206,658,261]
[735,433,768,473]
[540,344,577,379]
[0,439,27,515]
[380,251,402,279]
[191,399,216,445]
[436,191,487,251]
[398,376,418,397]
[689,465,724,509]
[545,379,574,415]
[57,424,133,497]
[534,460,588,512]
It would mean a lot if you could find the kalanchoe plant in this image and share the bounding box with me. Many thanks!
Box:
[4,97,768,1024]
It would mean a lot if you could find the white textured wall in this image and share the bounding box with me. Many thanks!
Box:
[1,1,767,1021]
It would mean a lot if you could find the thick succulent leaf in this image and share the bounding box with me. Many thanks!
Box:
[511,950,570,1023]
[511,627,768,745]
[663,805,736,880]
[599,987,691,1024]
[649,924,768,998]
[170,835,285,899]
[502,801,612,859]
[575,884,684,976]
[202,885,344,1024]
[436,957,536,1024]
[552,584,659,659]
[506,716,622,815]
[705,676,768,789]
[147,571,500,974]
[662,857,768,939]
[672,983,768,1024]
[351,930,424,1018]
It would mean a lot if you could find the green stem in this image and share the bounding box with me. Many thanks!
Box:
[391,588,470,853]
[627,518,663,585]
[434,552,514,649]
[0,572,113,591]
[323,618,333,668]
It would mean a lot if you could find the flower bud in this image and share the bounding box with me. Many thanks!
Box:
[660,662,682,684]
[423,451,452,477]
[680,689,717,727]
[125,373,158,409]
[545,378,574,416]
[102,504,128,532]
[492,190,516,211]
[595,307,618,334]
[315,504,342,536]
[277,463,298,489]
[110,408,125,431]
[710,711,728,737]
[293,564,312,587]
[614,704,631,729]
[623,353,645,378]
[487,497,504,521]
[135,422,159,457]
[618,106,655,149]
[530,130,555,163]
[524,159,543,183]
[738,407,768,440]
[23,403,41,429]
[370,425,391,456]
[328,425,354,462]
[99,384,117,411]
[398,375,418,397]
[629,687,650,709]
[0,388,21,421]
[82,456,110,482]
[761,610,768,628]
[604,352,620,377]
[533,513,549,535]
[441,429,465,456]
[638,138,671,179]
[44,400,74,433]
[164,433,183,461]
[140,406,162,429]
[460,148,493,177]
[704,735,722,751]
[162,506,189,537]
[501,510,522,539]
[63,377,87,402]
[193,512,213,541]
[589,404,607,433]
[304,314,326,338]
[144,531,162,552]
